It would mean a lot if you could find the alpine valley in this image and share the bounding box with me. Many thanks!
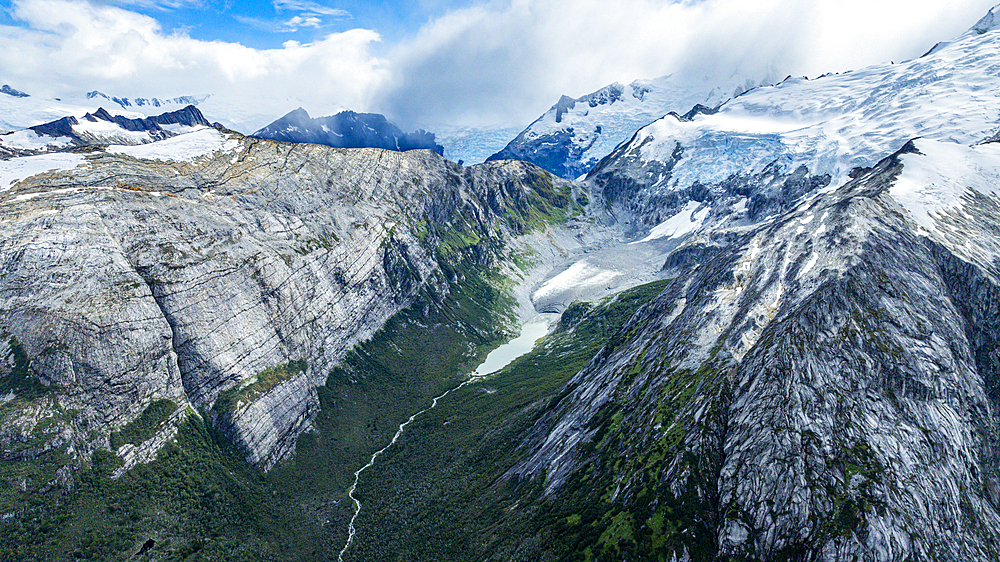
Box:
[2,5,1000,562]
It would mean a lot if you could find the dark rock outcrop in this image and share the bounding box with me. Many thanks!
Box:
[252,108,444,155]
[0,85,28,98]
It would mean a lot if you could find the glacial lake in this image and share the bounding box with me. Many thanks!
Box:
[472,318,552,376]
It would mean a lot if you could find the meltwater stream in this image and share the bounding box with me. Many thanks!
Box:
[337,318,551,562]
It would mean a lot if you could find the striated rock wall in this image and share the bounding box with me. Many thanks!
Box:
[0,133,575,474]
[511,144,1000,560]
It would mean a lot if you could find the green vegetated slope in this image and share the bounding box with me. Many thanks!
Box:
[342,278,673,562]
[0,163,586,561]
[0,273,670,562]
[0,260,518,561]
[1,412,326,562]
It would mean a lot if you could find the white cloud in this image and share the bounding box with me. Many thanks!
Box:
[271,0,351,32]
[0,0,995,134]
[0,0,387,130]
[279,15,324,31]
[272,0,350,18]
[375,0,999,129]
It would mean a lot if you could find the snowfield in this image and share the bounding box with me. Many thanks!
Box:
[109,128,240,162]
[892,139,1000,235]
[531,260,624,306]
[626,9,1000,193]
[0,129,73,150]
[0,153,87,191]
[634,200,709,243]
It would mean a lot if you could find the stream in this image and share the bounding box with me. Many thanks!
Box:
[336,318,552,562]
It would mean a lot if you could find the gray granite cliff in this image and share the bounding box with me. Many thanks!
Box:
[0,132,577,475]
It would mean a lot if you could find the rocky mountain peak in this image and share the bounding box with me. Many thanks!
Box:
[0,85,28,98]
[973,4,1000,34]
[252,108,444,155]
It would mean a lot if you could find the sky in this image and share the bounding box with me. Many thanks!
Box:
[0,0,996,133]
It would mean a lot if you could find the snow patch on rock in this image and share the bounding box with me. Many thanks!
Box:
[1,129,73,150]
[892,139,1000,234]
[109,128,239,162]
[635,201,709,243]
[0,153,87,191]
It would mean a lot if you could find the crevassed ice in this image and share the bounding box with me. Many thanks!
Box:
[632,22,1000,192]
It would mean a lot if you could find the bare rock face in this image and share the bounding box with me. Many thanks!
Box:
[213,370,319,470]
[0,130,574,474]
[512,142,1000,560]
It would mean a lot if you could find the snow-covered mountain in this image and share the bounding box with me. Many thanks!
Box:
[0,105,215,158]
[589,5,1000,244]
[0,87,209,132]
[0,86,325,136]
[83,91,205,112]
[487,73,777,179]
[251,108,444,155]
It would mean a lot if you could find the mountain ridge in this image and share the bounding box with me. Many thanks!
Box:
[0,105,217,158]
[486,73,776,179]
[251,107,444,155]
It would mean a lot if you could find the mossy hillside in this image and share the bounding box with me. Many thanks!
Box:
[416,169,582,258]
[542,342,738,562]
[1,414,323,562]
[505,171,583,233]
[109,398,178,450]
[340,278,674,562]
[213,360,308,414]
[0,335,54,413]
[0,334,79,495]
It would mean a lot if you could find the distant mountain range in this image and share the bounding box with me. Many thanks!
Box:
[0,102,447,160]
[0,87,213,134]
[0,105,215,158]
[487,73,777,179]
[251,108,444,155]
[84,90,205,111]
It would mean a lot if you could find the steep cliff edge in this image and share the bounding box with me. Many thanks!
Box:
[0,128,582,484]
[507,140,1000,560]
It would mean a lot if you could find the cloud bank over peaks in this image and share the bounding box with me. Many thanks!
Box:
[0,0,995,134]
[0,0,387,129]
[376,0,998,130]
